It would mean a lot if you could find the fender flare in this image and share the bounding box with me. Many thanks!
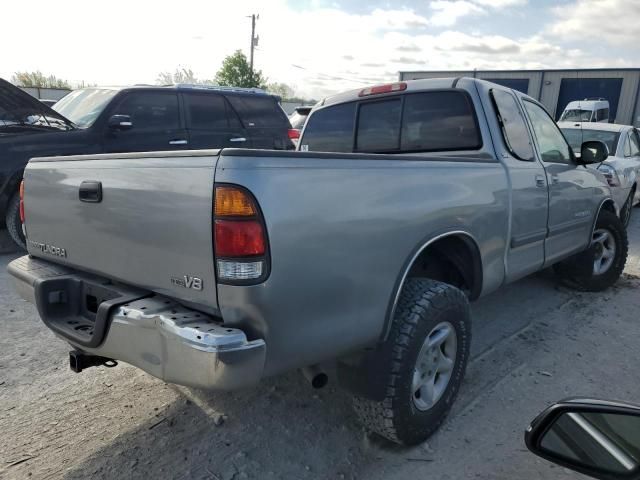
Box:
[379,230,482,342]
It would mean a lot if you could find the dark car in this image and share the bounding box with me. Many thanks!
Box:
[0,79,294,247]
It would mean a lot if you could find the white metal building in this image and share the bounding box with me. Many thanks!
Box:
[399,68,640,127]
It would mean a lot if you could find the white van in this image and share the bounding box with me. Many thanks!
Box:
[559,98,610,123]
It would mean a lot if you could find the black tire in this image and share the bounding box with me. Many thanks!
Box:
[554,210,627,292]
[5,193,25,249]
[352,279,471,446]
[620,190,633,228]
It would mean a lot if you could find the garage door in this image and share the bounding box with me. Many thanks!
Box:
[555,78,623,122]
[484,78,530,94]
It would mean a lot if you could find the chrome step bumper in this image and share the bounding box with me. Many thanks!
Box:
[8,255,266,390]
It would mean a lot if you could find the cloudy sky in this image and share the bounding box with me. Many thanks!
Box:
[2,0,639,99]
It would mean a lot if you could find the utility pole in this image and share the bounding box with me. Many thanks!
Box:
[249,14,258,73]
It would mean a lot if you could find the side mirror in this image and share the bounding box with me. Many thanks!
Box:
[581,140,609,164]
[108,114,132,131]
[525,399,640,480]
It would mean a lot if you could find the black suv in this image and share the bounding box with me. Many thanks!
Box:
[0,79,294,247]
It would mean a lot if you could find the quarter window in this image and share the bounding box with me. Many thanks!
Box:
[491,90,534,161]
[523,101,572,164]
[226,95,288,128]
[112,92,179,130]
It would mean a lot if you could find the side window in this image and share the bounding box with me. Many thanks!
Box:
[623,134,632,157]
[112,92,179,130]
[300,102,356,152]
[356,99,401,152]
[185,94,228,129]
[491,90,534,161]
[628,130,640,156]
[596,108,609,122]
[523,101,572,164]
[225,95,288,128]
[400,91,481,152]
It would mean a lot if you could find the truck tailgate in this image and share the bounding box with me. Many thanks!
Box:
[23,150,220,311]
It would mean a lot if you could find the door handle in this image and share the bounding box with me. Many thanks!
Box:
[535,175,546,188]
[229,137,247,143]
[79,181,102,203]
[551,174,559,184]
[169,139,188,145]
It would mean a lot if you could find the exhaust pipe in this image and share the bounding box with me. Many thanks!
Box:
[302,365,328,389]
[69,350,118,373]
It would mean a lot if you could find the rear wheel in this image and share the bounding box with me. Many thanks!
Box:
[5,193,25,250]
[352,279,470,445]
[554,210,627,292]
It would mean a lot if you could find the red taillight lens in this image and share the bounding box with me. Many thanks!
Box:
[214,220,265,257]
[288,128,300,140]
[19,180,25,223]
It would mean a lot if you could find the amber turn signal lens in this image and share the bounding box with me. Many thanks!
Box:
[215,186,257,217]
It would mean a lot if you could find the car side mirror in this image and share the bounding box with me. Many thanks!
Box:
[108,114,132,131]
[581,140,609,164]
[525,399,640,480]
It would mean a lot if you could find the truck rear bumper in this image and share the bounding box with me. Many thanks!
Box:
[8,255,266,390]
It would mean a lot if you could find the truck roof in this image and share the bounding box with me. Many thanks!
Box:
[564,99,609,109]
[318,77,521,109]
[70,84,275,98]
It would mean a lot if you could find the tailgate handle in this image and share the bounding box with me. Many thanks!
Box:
[79,181,102,203]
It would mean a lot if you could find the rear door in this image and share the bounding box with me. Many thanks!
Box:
[522,99,605,266]
[225,94,292,150]
[103,91,188,153]
[183,92,248,149]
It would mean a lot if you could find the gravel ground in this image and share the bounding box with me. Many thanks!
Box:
[1,214,640,480]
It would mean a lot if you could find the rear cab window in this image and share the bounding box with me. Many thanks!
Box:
[301,90,482,154]
[226,95,289,128]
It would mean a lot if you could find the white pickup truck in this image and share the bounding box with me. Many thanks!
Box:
[9,78,627,445]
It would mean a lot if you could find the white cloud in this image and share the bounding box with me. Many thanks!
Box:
[0,0,635,100]
[472,0,527,7]
[428,1,485,27]
[549,0,640,46]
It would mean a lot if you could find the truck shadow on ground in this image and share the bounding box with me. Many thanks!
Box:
[61,268,623,480]
[63,371,375,480]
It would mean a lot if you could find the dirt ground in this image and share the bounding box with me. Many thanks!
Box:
[2,214,640,480]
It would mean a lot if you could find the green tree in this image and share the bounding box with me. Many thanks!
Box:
[215,50,266,89]
[156,66,213,85]
[11,71,71,89]
[266,82,295,100]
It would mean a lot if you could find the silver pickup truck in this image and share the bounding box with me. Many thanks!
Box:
[9,78,628,445]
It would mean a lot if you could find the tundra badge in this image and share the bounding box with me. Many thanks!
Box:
[28,240,67,258]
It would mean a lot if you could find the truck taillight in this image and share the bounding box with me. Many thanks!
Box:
[214,185,268,283]
[19,180,25,223]
[288,129,300,140]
